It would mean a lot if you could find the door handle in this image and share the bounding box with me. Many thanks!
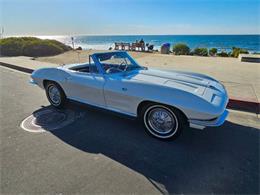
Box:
[122,87,127,91]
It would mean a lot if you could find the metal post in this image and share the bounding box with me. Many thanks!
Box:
[71,36,75,50]
[0,27,4,39]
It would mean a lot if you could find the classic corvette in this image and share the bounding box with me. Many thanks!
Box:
[30,51,229,140]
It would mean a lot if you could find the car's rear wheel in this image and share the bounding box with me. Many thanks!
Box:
[142,104,184,140]
[45,82,66,108]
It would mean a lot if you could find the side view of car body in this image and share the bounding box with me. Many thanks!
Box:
[31,51,229,140]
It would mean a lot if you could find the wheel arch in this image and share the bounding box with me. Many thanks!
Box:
[43,79,67,97]
[137,100,188,122]
[43,79,59,88]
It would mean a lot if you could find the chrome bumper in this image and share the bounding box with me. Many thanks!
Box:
[189,110,229,130]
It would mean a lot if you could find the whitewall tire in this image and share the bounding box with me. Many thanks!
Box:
[45,82,66,108]
[142,104,184,140]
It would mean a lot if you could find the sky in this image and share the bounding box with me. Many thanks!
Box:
[0,0,259,36]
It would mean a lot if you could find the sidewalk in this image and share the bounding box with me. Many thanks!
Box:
[0,56,57,71]
[0,56,259,114]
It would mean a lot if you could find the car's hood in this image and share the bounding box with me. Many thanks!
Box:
[126,68,216,96]
[125,68,228,108]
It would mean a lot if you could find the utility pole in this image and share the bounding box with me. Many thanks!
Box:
[0,27,4,39]
[71,36,75,50]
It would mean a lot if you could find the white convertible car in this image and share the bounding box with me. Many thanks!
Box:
[31,51,229,140]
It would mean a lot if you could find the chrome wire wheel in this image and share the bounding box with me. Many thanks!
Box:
[48,85,61,106]
[144,105,179,139]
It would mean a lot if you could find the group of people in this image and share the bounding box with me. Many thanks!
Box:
[135,39,144,44]
[114,39,154,52]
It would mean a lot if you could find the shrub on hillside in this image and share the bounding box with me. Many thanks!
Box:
[209,48,218,56]
[172,43,190,55]
[46,39,71,51]
[76,46,83,50]
[0,37,25,56]
[193,48,208,56]
[0,37,71,57]
[23,41,64,57]
[217,51,229,57]
[231,47,249,58]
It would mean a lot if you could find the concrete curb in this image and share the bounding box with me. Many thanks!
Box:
[1,61,259,114]
[0,62,33,74]
[227,98,260,114]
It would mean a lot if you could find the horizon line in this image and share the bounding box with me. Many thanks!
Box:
[4,33,260,37]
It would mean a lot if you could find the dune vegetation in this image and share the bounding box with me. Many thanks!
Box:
[171,43,249,57]
[0,37,72,57]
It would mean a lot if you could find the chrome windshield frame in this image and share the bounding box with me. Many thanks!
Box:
[91,51,141,75]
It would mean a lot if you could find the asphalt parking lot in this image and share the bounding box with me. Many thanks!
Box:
[0,67,259,194]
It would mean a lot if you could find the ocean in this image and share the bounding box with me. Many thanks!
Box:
[38,35,260,53]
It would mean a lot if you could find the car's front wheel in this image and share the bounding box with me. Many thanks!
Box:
[45,81,66,108]
[142,104,184,140]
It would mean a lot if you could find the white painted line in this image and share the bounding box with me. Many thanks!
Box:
[20,115,46,133]
[20,108,83,133]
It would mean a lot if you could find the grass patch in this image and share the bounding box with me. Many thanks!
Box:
[0,37,72,57]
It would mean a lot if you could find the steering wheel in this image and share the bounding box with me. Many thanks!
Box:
[118,61,128,71]
[106,67,123,74]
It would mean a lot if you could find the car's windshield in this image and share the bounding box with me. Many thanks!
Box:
[95,52,142,74]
